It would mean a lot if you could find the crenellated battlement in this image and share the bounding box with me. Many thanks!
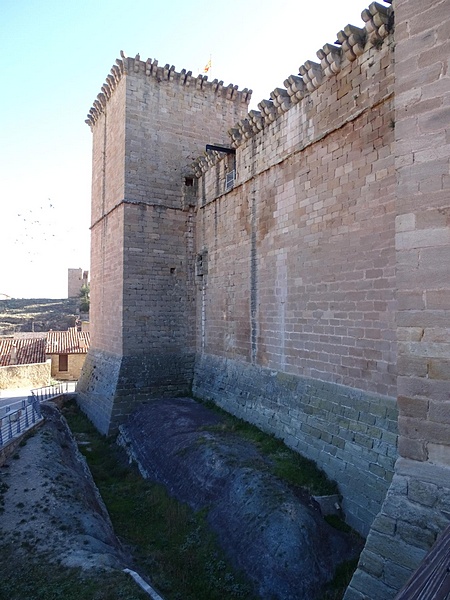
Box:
[85,51,252,129]
[191,0,393,170]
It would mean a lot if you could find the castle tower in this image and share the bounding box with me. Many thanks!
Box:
[77,53,251,434]
[68,268,88,298]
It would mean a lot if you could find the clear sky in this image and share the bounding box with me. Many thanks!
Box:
[0,0,377,299]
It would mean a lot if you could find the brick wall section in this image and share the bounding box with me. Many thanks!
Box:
[89,82,126,356]
[394,0,450,468]
[345,1,450,598]
[78,58,250,433]
[197,40,397,397]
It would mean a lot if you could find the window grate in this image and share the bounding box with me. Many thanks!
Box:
[225,170,235,192]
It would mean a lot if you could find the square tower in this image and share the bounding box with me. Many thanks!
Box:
[77,53,251,433]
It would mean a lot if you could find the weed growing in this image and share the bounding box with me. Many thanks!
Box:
[198,399,337,495]
[0,548,150,600]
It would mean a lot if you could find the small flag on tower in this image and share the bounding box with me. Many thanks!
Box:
[203,58,212,74]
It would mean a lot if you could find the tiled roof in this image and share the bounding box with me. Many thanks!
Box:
[0,328,90,366]
[46,328,90,355]
[0,337,47,366]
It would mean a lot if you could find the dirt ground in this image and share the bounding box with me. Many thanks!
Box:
[0,403,127,571]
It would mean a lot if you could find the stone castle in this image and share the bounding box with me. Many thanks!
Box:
[77,0,450,597]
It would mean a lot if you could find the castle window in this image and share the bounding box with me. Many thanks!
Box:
[196,250,208,277]
[185,177,194,187]
[225,170,236,192]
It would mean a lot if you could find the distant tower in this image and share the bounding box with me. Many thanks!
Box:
[68,268,88,298]
[77,53,250,434]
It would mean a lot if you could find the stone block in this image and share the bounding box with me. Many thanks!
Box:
[371,514,396,536]
[397,396,429,419]
[358,549,385,578]
[347,568,397,600]
[408,479,438,507]
[428,359,450,381]
[382,560,412,591]
[396,520,437,550]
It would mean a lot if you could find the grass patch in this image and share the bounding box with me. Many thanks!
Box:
[62,401,256,600]
[198,399,337,496]
[0,551,150,600]
[322,557,360,600]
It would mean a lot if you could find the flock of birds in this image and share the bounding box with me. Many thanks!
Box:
[1,197,89,297]
[14,198,57,262]
[6,198,85,266]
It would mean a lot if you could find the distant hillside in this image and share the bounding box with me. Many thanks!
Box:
[0,299,88,336]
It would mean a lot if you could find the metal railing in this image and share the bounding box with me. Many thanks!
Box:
[0,382,77,449]
[0,396,42,448]
[30,381,76,401]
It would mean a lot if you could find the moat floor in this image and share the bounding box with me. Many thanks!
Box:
[120,397,362,600]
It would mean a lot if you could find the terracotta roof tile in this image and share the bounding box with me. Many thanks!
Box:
[0,337,47,366]
[46,328,90,355]
[0,328,90,367]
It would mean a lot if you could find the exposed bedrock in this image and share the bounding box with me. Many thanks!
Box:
[119,397,360,600]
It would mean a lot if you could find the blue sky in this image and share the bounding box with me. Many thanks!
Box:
[0,0,376,298]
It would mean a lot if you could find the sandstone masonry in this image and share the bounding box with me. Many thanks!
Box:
[78,1,450,597]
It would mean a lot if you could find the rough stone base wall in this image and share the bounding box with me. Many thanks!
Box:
[193,353,398,537]
[0,360,51,390]
[77,348,194,434]
[344,459,450,599]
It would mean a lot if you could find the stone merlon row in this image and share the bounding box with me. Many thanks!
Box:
[85,51,252,128]
[192,0,393,177]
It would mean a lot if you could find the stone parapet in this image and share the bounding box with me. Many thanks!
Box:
[193,14,394,203]
[86,51,251,130]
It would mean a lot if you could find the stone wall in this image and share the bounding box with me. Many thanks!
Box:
[80,1,450,595]
[0,360,51,390]
[67,268,88,299]
[193,10,397,537]
[344,1,450,597]
[194,354,398,536]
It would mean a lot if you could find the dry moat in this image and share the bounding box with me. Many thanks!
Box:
[0,399,362,600]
